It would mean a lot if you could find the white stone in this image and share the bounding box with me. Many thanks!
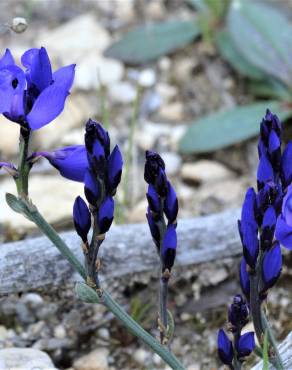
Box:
[0,326,8,341]
[156,83,178,103]
[0,175,83,231]
[54,325,66,339]
[0,348,57,370]
[181,160,234,184]
[36,13,111,65]
[74,53,124,90]
[160,152,182,176]
[73,349,109,370]
[138,69,156,87]
[108,82,136,104]
[133,348,148,365]
[159,102,184,121]
[22,293,44,307]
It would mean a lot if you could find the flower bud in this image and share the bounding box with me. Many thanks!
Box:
[217,329,233,366]
[73,196,91,243]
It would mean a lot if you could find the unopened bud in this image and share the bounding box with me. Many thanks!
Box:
[11,17,27,33]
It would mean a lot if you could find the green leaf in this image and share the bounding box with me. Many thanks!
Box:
[104,20,200,64]
[179,101,292,154]
[75,282,101,304]
[6,193,27,214]
[215,30,265,80]
[227,0,292,87]
[263,330,269,370]
[248,79,292,101]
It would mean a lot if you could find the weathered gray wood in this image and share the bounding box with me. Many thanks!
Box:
[252,331,292,369]
[0,208,241,294]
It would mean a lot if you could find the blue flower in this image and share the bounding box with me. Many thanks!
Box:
[161,224,177,271]
[0,47,75,130]
[257,153,274,190]
[261,205,276,249]
[236,332,255,358]
[146,208,160,249]
[228,294,249,330]
[33,145,87,182]
[275,184,292,249]
[146,184,161,215]
[107,145,123,194]
[164,181,178,224]
[84,168,101,205]
[144,150,168,196]
[240,258,250,300]
[281,141,292,188]
[217,329,233,365]
[73,196,91,243]
[262,242,282,292]
[98,196,114,234]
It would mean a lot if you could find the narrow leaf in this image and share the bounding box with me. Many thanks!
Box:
[6,193,27,214]
[263,330,269,370]
[179,101,292,154]
[104,20,200,64]
[248,79,292,101]
[216,30,265,80]
[75,282,101,304]
[228,0,292,86]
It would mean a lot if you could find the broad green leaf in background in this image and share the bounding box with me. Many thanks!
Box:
[228,0,292,87]
[215,29,265,80]
[248,79,292,101]
[179,101,292,154]
[104,20,200,64]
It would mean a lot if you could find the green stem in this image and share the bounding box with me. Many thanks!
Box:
[9,197,185,370]
[159,277,169,343]
[261,310,284,370]
[249,272,264,345]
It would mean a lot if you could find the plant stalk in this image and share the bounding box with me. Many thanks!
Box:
[159,276,169,344]
[9,197,185,370]
[16,127,31,197]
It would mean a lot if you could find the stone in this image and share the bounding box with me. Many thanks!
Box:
[0,117,20,158]
[127,199,148,223]
[0,175,83,231]
[172,58,197,82]
[21,293,44,308]
[34,93,96,150]
[156,83,178,103]
[133,348,148,365]
[74,53,124,91]
[160,152,182,176]
[108,82,136,104]
[0,348,57,370]
[54,325,66,339]
[73,349,109,370]
[159,102,184,121]
[0,326,8,341]
[181,160,234,185]
[37,13,111,65]
[140,90,162,116]
[138,69,156,87]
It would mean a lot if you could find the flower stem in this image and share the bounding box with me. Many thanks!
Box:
[15,127,31,197]
[249,272,264,345]
[159,276,169,344]
[7,196,185,370]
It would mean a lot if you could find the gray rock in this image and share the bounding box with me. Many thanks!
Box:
[0,348,57,370]
[160,152,182,176]
[108,82,136,104]
[138,69,156,87]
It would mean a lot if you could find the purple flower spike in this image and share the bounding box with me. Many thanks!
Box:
[236,332,255,358]
[281,141,292,187]
[107,145,123,193]
[261,205,276,249]
[98,196,114,234]
[34,145,87,182]
[161,224,177,271]
[146,208,160,249]
[238,221,259,269]
[73,196,91,243]
[241,188,257,228]
[257,154,274,190]
[144,151,168,196]
[217,329,233,365]
[228,294,249,330]
[275,184,292,249]
[262,242,282,292]
[164,181,178,223]
[147,184,161,215]
[240,258,250,299]
[84,169,100,205]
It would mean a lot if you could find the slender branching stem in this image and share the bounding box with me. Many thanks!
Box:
[159,276,169,344]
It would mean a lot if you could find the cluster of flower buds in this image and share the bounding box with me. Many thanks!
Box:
[144,150,178,274]
[238,110,292,301]
[218,295,255,367]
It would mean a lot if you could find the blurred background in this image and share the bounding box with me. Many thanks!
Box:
[1,0,292,369]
